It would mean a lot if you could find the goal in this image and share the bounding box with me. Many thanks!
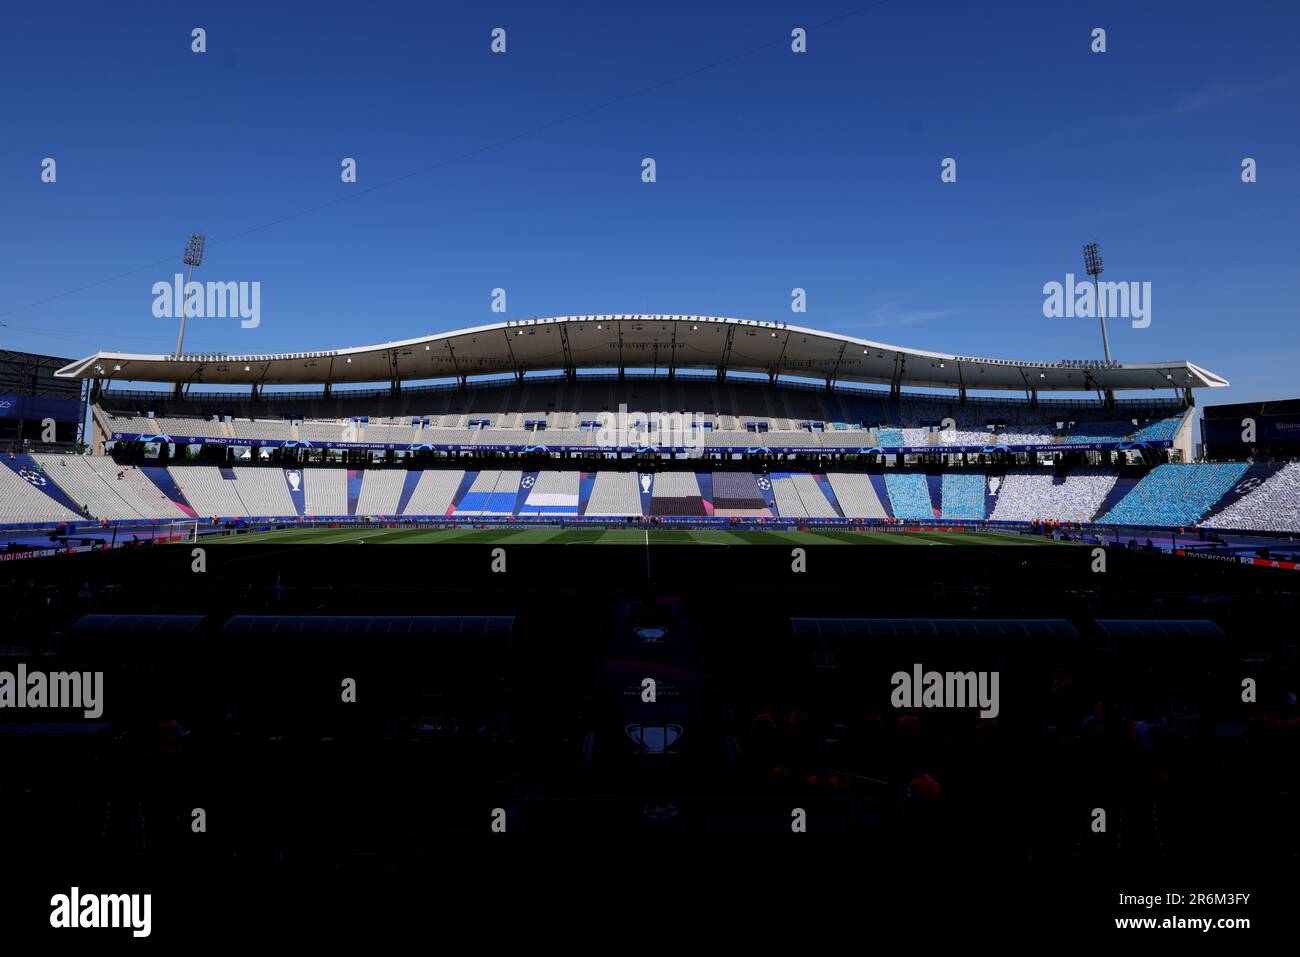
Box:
[160,520,199,544]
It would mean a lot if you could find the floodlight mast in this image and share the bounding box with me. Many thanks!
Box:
[1082,242,1111,364]
[1082,242,1114,406]
[173,233,205,399]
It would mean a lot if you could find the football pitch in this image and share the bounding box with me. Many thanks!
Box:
[204,525,1078,548]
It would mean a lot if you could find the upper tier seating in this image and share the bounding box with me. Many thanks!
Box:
[99,384,1188,454]
[231,420,293,441]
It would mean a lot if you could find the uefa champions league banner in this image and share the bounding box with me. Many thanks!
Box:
[637,473,654,514]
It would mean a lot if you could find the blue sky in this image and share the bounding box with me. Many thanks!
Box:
[1,0,1297,407]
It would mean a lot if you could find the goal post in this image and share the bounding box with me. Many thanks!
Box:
[162,520,199,544]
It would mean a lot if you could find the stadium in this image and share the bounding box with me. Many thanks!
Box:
[4,312,1297,927]
[5,2,1297,939]
[3,314,1296,554]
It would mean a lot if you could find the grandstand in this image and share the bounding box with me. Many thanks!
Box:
[1202,463,1300,533]
[31,453,187,521]
[940,472,985,520]
[884,472,933,520]
[584,472,641,517]
[825,473,888,519]
[1098,463,1250,527]
[2,315,1296,538]
[402,469,465,517]
[301,467,347,516]
[990,467,1118,524]
[711,471,773,518]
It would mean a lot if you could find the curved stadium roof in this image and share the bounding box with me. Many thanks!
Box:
[55,314,1228,393]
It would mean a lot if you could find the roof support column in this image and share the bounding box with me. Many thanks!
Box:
[617,320,625,379]
[718,324,736,381]
[889,353,905,400]
[559,322,576,381]
[826,340,847,392]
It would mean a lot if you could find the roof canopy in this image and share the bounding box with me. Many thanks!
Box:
[56,314,1229,393]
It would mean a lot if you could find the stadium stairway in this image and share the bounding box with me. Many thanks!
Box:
[868,473,894,518]
[346,469,364,516]
[140,465,197,517]
[811,474,846,517]
[696,472,715,515]
[926,473,944,516]
[395,470,424,515]
[448,471,479,513]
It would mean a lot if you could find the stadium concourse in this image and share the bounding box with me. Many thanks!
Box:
[2,313,1293,546]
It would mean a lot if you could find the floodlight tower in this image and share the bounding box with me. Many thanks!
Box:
[1082,242,1115,407]
[173,233,205,399]
[1082,242,1111,364]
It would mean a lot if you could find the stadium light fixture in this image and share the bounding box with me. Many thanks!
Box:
[1082,242,1113,365]
[172,232,206,399]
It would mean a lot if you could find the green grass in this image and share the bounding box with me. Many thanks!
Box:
[202,525,1076,548]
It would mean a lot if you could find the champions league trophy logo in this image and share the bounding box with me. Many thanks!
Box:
[286,470,301,493]
[640,474,653,494]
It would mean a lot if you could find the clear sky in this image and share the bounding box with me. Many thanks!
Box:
[2,0,1297,407]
